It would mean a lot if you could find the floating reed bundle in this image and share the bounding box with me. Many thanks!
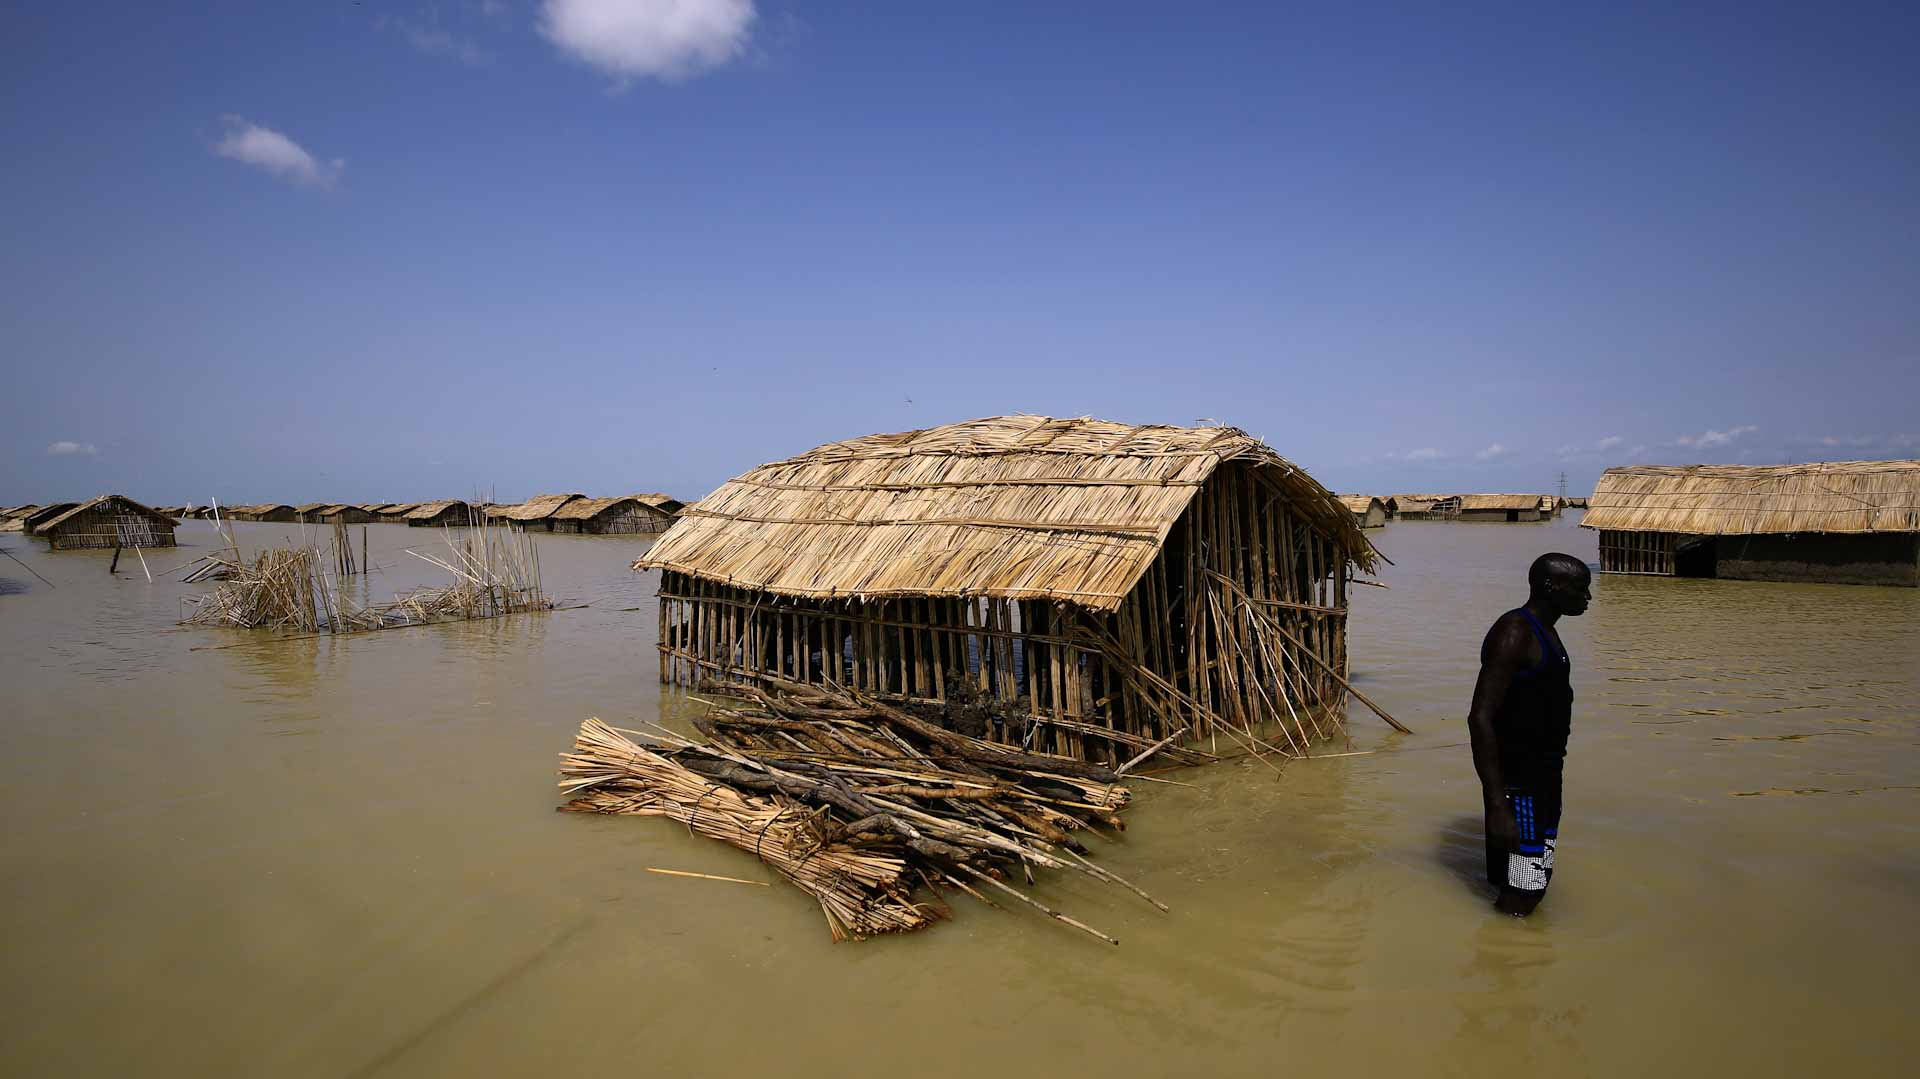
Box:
[559,679,1168,944]
[180,521,551,633]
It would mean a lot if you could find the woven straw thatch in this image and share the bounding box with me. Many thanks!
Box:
[36,495,177,532]
[492,493,584,522]
[1339,495,1384,514]
[550,496,628,521]
[632,492,685,513]
[635,415,1372,612]
[1582,461,1920,535]
[404,500,466,520]
[1457,494,1550,512]
[294,502,331,515]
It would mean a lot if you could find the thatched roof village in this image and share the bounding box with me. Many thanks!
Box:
[1585,461,1920,585]
[635,415,1375,764]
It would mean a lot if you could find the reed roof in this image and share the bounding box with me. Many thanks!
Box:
[376,503,419,515]
[294,502,331,514]
[632,493,685,512]
[1339,495,1385,514]
[550,496,631,520]
[492,493,584,522]
[1457,494,1549,511]
[404,500,468,519]
[37,495,177,532]
[634,415,1373,612]
[1,504,39,518]
[1582,461,1920,535]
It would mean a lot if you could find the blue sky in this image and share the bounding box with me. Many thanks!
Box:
[4,1,1916,506]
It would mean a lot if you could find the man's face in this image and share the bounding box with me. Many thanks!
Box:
[1547,568,1592,617]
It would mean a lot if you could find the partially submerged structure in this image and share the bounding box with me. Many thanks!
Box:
[490,493,583,531]
[230,504,298,522]
[1390,494,1459,520]
[404,500,476,528]
[1585,461,1920,585]
[32,496,177,550]
[634,416,1376,763]
[550,494,680,535]
[1339,495,1389,529]
[18,503,80,535]
[1456,494,1548,523]
[320,504,376,524]
[0,505,41,533]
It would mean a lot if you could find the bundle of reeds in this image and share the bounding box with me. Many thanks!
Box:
[560,679,1165,944]
[180,521,551,633]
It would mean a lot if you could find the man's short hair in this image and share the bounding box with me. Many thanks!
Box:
[1528,552,1589,591]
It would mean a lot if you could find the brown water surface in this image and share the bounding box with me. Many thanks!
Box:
[2,516,1916,1076]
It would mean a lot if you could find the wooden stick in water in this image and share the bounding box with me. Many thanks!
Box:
[645,866,771,887]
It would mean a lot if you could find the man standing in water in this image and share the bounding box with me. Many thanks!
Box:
[1468,552,1590,916]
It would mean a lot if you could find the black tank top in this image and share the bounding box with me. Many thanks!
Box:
[1494,607,1573,782]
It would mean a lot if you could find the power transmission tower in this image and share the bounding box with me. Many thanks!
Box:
[1557,471,1567,502]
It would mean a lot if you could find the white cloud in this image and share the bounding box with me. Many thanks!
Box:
[1676,424,1758,449]
[1404,447,1442,462]
[212,117,343,188]
[46,440,97,456]
[540,0,756,84]
[1594,435,1623,451]
[1475,443,1509,461]
[1627,444,1650,459]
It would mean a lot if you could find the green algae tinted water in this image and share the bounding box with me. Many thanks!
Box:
[1,515,1915,1077]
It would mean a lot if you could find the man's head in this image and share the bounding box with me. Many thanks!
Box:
[1528,553,1592,617]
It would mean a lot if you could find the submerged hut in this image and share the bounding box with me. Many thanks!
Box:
[372,503,418,521]
[19,503,80,535]
[1584,461,1920,585]
[32,495,177,550]
[1566,497,1589,510]
[231,504,297,522]
[320,504,376,524]
[634,416,1376,763]
[404,500,476,528]
[1390,494,1459,520]
[1456,494,1548,523]
[550,494,681,535]
[1339,495,1389,529]
[0,505,42,533]
[490,493,583,532]
[293,502,332,522]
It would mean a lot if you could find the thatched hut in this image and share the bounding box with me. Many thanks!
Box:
[1456,494,1548,523]
[294,502,332,522]
[1566,497,1589,510]
[320,504,376,524]
[634,416,1377,763]
[1584,461,1920,585]
[230,504,297,522]
[490,493,583,532]
[550,494,680,535]
[1390,494,1459,520]
[404,500,476,528]
[0,505,42,533]
[1339,495,1389,529]
[32,496,177,550]
[371,503,418,521]
[19,503,80,534]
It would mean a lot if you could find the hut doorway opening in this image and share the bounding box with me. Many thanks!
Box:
[1675,537,1718,577]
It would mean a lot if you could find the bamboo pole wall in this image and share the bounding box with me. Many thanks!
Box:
[656,464,1354,764]
[1598,529,1677,575]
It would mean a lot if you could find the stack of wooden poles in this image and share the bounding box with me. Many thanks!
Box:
[558,679,1170,944]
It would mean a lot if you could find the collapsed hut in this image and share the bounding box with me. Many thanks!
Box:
[1584,461,1920,586]
[490,493,583,532]
[634,415,1377,764]
[1455,494,1548,523]
[1390,494,1459,520]
[550,494,680,534]
[1339,495,1389,529]
[31,495,177,550]
[404,500,477,527]
[19,502,80,535]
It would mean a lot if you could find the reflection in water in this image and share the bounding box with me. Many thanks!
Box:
[0,516,1915,1076]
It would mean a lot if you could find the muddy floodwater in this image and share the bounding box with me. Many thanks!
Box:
[2,515,1915,1076]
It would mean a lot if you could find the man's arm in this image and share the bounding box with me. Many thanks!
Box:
[1468,616,1533,848]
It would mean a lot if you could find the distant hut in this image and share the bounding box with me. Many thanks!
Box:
[550,495,679,535]
[19,503,80,534]
[294,502,333,522]
[634,416,1376,764]
[1456,494,1548,523]
[490,493,584,532]
[321,504,376,524]
[32,495,178,550]
[0,504,43,533]
[373,503,418,521]
[1584,461,1920,586]
[233,504,298,522]
[1339,495,1389,529]
[404,500,476,528]
[1391,494,1460,520]
[1566,497,1589,510]
[633,492,685,517]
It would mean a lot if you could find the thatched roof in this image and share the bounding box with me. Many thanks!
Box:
[634,415,1373,612]
[404,500,468,519]
[1457,494,1548,512]
[1582,461,1920,535]
[551,496,629,520]
[376,503,419,515]
[1339,495,1385,514]
[632,492,685,513]
[492,493,583,522]
[36,495,177,533]
[294,502,331,515]
[1,504,39,519]
[22,503,81,532]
